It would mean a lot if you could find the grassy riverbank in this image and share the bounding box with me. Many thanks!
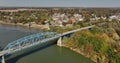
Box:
[62,46,96,63]
[60,23,120,63]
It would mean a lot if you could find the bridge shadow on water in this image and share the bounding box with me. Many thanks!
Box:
[6,42,56,63]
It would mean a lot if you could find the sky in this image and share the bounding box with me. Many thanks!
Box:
[0,0,120,7]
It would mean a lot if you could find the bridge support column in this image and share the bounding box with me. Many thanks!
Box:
[57,37,62,47]
[2,56,5,63]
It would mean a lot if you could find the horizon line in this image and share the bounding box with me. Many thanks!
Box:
[0,6,120,8]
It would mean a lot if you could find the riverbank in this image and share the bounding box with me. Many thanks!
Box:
[60,44,96,63]
[0,20,50,30]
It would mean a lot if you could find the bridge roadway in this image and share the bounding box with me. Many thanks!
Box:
[0,25,95,63]
[61,25,95,36]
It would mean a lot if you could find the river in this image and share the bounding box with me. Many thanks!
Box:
[0,24,94,63]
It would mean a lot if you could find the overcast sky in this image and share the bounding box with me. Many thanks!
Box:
[0,0,120,7]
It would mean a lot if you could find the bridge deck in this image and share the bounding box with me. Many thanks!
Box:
[62,25,95,36]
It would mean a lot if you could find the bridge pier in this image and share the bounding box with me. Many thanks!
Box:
[2,56,5,63]
[57,37,62,47]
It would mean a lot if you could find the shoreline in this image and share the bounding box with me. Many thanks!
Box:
[0,20,50,31]
[61,45,96,63]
